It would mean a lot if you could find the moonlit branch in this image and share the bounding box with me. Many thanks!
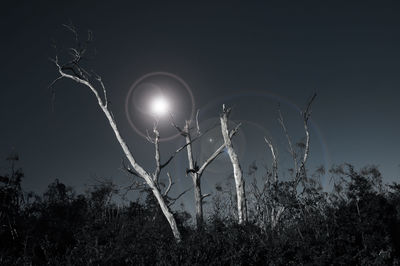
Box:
[220,104,247,224]
[195,109,200,135]
[93,71,108,108]
[163,172,173,197]
[153,123,161,183]
[145,129,155,144]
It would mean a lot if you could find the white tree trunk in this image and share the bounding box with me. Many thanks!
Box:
[220,105,247,224]
[182,119,240,229]
[184,122,204,229]
[54,60,182,242]
[100,105,182,241]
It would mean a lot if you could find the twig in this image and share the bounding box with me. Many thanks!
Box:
[167,186,193,207]
[163,172,173,196]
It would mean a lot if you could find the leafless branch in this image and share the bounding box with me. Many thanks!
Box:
[145,129,155,144]
[163,172,173,196]
[160,140,194,169]
[197,123,241,176]
[51,56,105,108]
[160,118,219,169]
[167,186,193,207]
[62,23,78,42]
[120,159,141,178]
[153,123,161,183]
[48,75,63,91]
[278,105,298,177]
[93,71,108,108]
[303,93,317,123]
[222,104,231,116]
[169,113,186,136]
[48,75,64,111]
[264,137,278,183]
[195,109,200,135]
[301,93,316,164]
[297,93,317,183]
[201,193,211,200]
[230,122,241,138]
[119,180,148,199]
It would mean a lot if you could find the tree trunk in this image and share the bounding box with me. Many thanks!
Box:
[148,180,182,240]
[220,105,247,224]
[185,121,204,229]
[193,176,204,229]
[101,105,182,241]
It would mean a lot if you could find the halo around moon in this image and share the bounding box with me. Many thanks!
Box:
[125,72,196,142]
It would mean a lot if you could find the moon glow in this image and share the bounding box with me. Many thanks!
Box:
[149,95,170,117]
[125,72,195,141]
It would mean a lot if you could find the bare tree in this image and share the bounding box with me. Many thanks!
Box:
[49,25,183,241]
[259,93,317,230]
[277,93,316,185]
[220,105,247,224]
[170,113,241,229]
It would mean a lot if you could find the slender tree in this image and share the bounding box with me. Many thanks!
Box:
[220,105,247,224]
[49,25,183,241]
[171,115,241,229]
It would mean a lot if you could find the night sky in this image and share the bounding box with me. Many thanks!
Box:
[1,1,400,213]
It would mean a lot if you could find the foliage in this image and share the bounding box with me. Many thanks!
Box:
[1,158,399,265]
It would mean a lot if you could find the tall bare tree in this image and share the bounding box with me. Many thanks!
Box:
[171,114,241,229]
[220,105,247,224]
[49,25,183,241]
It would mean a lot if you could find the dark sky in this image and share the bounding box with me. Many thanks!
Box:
[1,1,399,212]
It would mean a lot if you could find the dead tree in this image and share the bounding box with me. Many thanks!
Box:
[220,104,247,224]
[261,93,317,230]
[277,93,316,185]
[170,113,241,229]
[49,25,183,241]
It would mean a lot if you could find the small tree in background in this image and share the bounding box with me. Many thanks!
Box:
[250,93,317,231]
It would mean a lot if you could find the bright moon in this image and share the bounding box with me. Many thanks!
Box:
[150,96,170,116]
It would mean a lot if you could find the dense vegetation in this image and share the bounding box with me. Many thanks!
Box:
[1,155,399,265]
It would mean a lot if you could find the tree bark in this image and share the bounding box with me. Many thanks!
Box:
[193,176,203,229]
[184,121,204,229]
[220,105,247,224]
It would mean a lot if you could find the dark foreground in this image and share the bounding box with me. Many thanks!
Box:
[1,159,400,265]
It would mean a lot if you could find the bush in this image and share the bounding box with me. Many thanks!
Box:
[1,161,400,265]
